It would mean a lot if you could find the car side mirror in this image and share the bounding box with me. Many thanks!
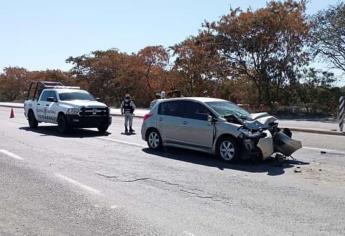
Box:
[47,97,57,102]
[207,115,217,124]
[95,97,101,101]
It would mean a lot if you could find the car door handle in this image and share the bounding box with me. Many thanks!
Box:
[45,104,49,106]
[37,103,40,105]
[182,121,188,125]
[159,117,163,122]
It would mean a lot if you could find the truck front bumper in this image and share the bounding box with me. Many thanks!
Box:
[66,115,112,128]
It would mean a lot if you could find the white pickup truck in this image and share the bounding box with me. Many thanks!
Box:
[24,81,112,134]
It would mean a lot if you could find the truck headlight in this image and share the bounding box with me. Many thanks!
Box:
[66,108,80,115]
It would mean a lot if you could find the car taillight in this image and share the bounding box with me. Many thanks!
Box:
[143,113,153,121]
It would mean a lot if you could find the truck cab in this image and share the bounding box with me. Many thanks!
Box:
[24,81,112,134]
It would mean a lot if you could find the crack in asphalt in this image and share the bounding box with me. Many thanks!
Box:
[95,172,229,203]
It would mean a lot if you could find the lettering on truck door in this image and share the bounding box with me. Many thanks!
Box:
[37,91,49,122]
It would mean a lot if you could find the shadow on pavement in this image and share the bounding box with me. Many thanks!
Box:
[19,126,110,138]
[143,147,309,176]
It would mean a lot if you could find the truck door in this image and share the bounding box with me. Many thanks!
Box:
[45,91,59,123]
[37,90,57,122]
[37,91,49,121]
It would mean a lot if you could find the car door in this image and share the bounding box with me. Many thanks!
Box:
[156,101,184,144]
[179,101,214,150]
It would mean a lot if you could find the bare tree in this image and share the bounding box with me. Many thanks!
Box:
[310,3,345,72]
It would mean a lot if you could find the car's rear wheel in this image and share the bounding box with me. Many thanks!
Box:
[217,137,238,162]
[57,114,69,134]
[147,129,162,150]
[28,110,38,129]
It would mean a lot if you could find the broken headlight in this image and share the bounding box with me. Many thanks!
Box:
[238,127,266,139]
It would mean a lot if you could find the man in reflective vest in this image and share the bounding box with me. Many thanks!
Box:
[120,94,136,134]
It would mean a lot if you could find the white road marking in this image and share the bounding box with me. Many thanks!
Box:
[98,137,146,148]
[303,146,345,155]
[55,173,102,195]
[0,149,24,160]
[183,231,195,236]
[110,205,118,209]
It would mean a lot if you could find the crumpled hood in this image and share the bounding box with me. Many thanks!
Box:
[250,112,278,126]
[239,112,278,131]
[60,100,107,108]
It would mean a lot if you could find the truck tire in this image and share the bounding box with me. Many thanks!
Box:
[97,125,109,134]
[28,110,38,129]
[57,114,69,134]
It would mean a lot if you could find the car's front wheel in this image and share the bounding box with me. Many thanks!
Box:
[28,110,38,129]
[217,137,238,162]
[57,114,69,134]
[147,129,162,150]
[98,124,109,134]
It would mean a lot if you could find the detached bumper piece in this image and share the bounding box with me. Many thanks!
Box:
[274,131,302,156]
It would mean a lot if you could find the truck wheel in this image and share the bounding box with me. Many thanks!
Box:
[217,137,238,162]
[28,110,38,129]
[97,125,109,134]
[57,114,69,134]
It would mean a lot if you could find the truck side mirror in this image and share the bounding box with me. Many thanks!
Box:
[47,97,57,102]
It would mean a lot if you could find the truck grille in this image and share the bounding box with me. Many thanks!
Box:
[80,107,109,116]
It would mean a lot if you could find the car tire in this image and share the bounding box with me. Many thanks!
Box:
[147,129,162,150]
[28,110,38,129]
[217,136,238,162]
[57,114,69,134]
[98,125,109,134]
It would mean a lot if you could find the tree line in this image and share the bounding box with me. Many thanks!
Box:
[1,0,344,115]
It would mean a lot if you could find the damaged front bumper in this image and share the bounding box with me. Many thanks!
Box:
[240,129,302,160]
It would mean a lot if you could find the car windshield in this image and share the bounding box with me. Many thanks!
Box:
[59,91,95,101]
[206,101,251,119]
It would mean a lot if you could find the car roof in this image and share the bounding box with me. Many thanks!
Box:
[158,97,227,103]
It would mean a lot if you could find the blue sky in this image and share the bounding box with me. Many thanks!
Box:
[0,0,340,72]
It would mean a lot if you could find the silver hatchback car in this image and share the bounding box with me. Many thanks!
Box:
[141,97,301,162]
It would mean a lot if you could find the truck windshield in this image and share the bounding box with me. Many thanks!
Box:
[206,101,251,120]
[59,91,95,101]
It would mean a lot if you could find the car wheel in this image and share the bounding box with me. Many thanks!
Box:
[98,125,109,134]
[28,110,38,128]
[217,137,238,162]
[57,114,69,134]
[147,129,162,150]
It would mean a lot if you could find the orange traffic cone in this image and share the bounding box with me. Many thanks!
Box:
[10,108,15,118]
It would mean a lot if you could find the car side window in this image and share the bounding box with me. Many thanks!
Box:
[50,91,58,101]
[158,101,184,117]
[39,91,49,101]
[39,91,57,101]
[183,101,211,121]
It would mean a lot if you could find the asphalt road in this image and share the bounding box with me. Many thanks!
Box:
[1,107,345,235]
